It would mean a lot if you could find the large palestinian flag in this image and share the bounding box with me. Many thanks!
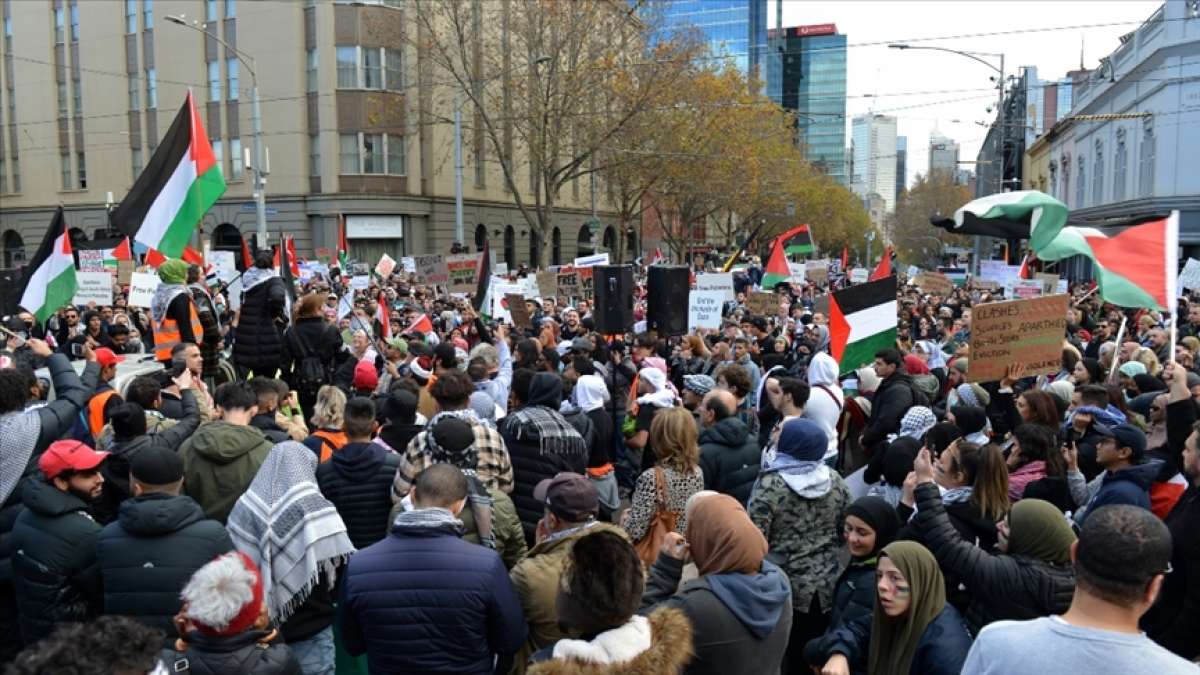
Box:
[110,92,225,258]
[760,236,791,289]
[777,224,815,255]
[829,275,897,375]
[957,191,1178,310]
[18,208,77,324]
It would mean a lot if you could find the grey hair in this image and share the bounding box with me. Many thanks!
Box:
[469,342,499,369]
[181,552,257,632]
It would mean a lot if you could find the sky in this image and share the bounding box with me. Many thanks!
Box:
[775,0,1162,190]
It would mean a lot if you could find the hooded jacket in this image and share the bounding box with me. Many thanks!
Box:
[232,267,289,374]
[1075,459,1161,527]
[640,553,792,675]
[805,353,844,460]
[180,422,274,523]
[316,441,401,549]
[861,371,916,452]
[526,607,693,675]
[10,478,103,643]
[698,417,761,505]
[97,493,234,642]
[161,629,301,675]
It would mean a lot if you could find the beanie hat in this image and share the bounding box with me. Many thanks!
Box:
[182,552,264,638]
[776,418,827,463]
[158,258,189,285]
[353,360,378,391]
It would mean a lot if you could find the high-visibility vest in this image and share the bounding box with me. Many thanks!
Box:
[87,389,119,441]
[153,293,204,361]
[312,429,348,463]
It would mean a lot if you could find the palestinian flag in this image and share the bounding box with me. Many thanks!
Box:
[829,275,897,375]
[18,208,77,324]
[869,245,893,281]
[473,239,492,312]
[103,237,133,268]
[110,92,225,259]
[405,313,433,336]
[777,224,815,255]
[760,237,791,289]
[337,214,349,270]
[376,292,392,339]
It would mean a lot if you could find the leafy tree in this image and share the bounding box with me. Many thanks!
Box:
[891,171,973,268]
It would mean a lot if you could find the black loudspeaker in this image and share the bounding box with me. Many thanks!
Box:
[592,265,635,334]
[647,266,690,336]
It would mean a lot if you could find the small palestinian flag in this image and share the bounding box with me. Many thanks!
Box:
[405,313,433,335]
[473,239,492,312]
[829,275,897,375]
[869,245,892,281]
[376,292,392,339]
[777,224,815,255]
[760,237,791,289]
[337,214,350,271]
[103,237,133,268]
[18,208,77,324]
[111,92,225,258]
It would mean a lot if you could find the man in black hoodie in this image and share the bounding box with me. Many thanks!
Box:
[96,445,233,644]
[317,397,401,549]
[860,348,917,455]
[698,389,761,505]
[249,377,291,443]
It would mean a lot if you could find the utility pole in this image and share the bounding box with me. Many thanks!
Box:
[454,94,464,247]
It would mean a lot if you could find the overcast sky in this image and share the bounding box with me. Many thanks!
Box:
[775,0,1162,190]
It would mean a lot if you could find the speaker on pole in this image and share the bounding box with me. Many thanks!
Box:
[592,265,635,334]
[647,265,690,336]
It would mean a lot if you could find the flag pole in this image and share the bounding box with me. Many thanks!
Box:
[1170,315,1177,364]
[1107,316,1127,383]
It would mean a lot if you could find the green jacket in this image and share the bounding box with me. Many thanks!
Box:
[180,421,273,523]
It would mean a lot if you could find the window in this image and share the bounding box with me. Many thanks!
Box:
[10,157,18,193]
[57,81,68,116]
[362,133,383,173]
[76,152,86,189]
[211,139,223,176]
[306,49,318,93]
[125,0,136,33]
[339,133,359,173]
[1076,159,1086,208]
[225,0,236,19]
[1139,123,1155,198]
[1114,130,1127,202]
[229,137,242,179]
[207,61,220,102]
[363,48,382,89]
[309,133,320,177]
[1092,141,1104,205]
[54,7,64,44]
[206,0,218,21]
[145,68,157,108]
[336,46,357,88]
[69,3,78,42]
[0,157,7,193]
[71,77,81,113]
[142,0,152,30]
[131,147,143,179]
[128,77,139,109]
[60,152,71,189]
[385,48,403,91]
[226,58,239,100]
[386,134,404,175]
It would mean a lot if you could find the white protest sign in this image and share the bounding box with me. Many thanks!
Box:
[72,271,113,306]
[375,253,397,279]
[490,279,523,322]
[1180,258,1200,290]
[209,250,238,282]
[573,252,609,268]
[77,249,106,272]
[849,268,869,284]
[350,275,370,290]
[906,265,920,278]
[494,262,509,276]
[400,256,416,274]
[687,290,725,332]
[1057,279,1069,294]
[695,272,734,302]
[788,262,806,286]
[127,272,161,308]
[224,276,242,312]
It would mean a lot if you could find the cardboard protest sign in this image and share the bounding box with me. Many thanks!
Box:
[72,271,113,306]
[557,266,580,298]
[127,272,161,308]
[695,273,734,302]
[914,272,954,296]
[77,249,106,272]
[745,292,778,317]
[414,254,450,285]
[117,260,135,285]
[375,253,397,279]
[967,294,1069,383]
[506,293,532,330]
[536,271,557,298]
[1180,258,1200,291]
[579,266,595,299]
[806,261,829,284]
[687,290,725,332]
[573,253,609,268]
[446,253,481,292]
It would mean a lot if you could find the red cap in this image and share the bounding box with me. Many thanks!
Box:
[353,360,379,391]
[94,348,124,368]
[38,440,110,479]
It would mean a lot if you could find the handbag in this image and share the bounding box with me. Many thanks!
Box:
[633,466,678,566]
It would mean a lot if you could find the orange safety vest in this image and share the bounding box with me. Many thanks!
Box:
[87,389,119,441]
[312,429,348,463]
[153,292,204,361]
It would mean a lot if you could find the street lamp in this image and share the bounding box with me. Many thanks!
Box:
[454,56,551,247]
[889,43,1005,277]
[166,14,269,251]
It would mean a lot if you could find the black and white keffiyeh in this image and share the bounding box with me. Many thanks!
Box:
[0,410,39,505]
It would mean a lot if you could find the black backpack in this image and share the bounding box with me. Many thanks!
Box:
[288,327,328,395]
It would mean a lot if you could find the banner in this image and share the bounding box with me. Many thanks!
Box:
[375,253,397,279]
[687,290,725,331]
[745,292,778,317]
[72,271,113,306]
[914,271,954,296]
[414,254,450,285]
[446,253,482,292]
[77,249,106,272]
[573,252,609,268]
[127,272,161,308]
[695,272,734,302]
[967,294,1069,383]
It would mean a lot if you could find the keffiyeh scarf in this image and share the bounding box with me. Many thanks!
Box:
[892,406,936,442]
[502,405,588,459]
[424,415,496,549]
[227,441,356,622]
[758,446,832,498]
[0,410,40,505]
[393,506,465,535]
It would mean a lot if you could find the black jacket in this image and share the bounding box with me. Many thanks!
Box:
[861,372,916,452]
[810,603,973,675]
[10,479,103,643]
[97,493,234,642]
[233,272,289,374]
[283,317,344,389]
[250,412,291,444]
[316,441,401,550]
[162,629,301,675]
[911,482,1074,634]
[697,417,762,505]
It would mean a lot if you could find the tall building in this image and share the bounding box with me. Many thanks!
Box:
[895,136,907,198]
[851,114,898,220]
[0,0,616,270]
[766,23,848,185]
[653,0,768,82]
[929,132,960,178]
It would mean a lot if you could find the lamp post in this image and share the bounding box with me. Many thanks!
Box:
[866,229,875,267]
[889,44,1004,277]
[166,15,268,251]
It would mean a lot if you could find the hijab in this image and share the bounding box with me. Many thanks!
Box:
[1007,498,1076,565]
[812,324,831,353]
[950,405,989,445]
[903,354,930,375]
[869,541,947,675]
[685,493,768,576]
[573,374,609,413]
[1133,373,1167,394]
[895,406,936,441]
[1118,361,1147,378]
[845,496,901,560]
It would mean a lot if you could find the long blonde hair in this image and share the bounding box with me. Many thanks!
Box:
[312,385,347,429]
[649,407,699,473]
[1133,347,1162,377]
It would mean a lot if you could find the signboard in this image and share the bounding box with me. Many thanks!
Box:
[967,294,1069,384]
[1035,273,1060,296]
[1013,279,1044,299]
[938,267,968,286]
[506,293,532,331]
[117,259,135,285]
[796,23,836,36]
[77,249,106,272]
[446,253,482,292]
[536,271,558,298]
[813,295,830,317]
[1180,258,1200,290]
[806,261,829,284]
[788,262,807,286]
[375,253,397,279]
[414,254,450,285]
[127,272,160,308]
[350,275,370,290]
[849,268,869,284]
[915,272,954,296]
[557,266,580,298]
[400,256,417,274]
[72,271,113,306]
[494,262,509,276]
[695,272,735,302]
[1057,279,1069,294]
[745,292,778,317]
[579,266,595,299]
[687,290,725,331]
[573,253,609,268]
[490,280,522,322]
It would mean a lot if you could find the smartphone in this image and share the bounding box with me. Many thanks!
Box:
[70,343,85,357]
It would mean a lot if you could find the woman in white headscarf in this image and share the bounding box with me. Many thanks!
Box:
[573,374,619,515]
[804,352,844,467]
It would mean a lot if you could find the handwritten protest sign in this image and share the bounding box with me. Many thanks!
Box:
[127,272,160,308]
[400,256,416,274]
[579,266,595,299]
[788,263,807,286]
[745,292,778,317]
[849,268,869,284]
[506,293,532,331]
[72,271,113,306]
[1036,273,1060,296]
[350,275,370,290]
[446,253,481,292]
[375,254,397,279]
[414,254,450,285]
[914,272,953,296]
[1180,258,1200,291]
[209,251,238,283]
[557,267,579,298]
[77,249,106,272]
[494,262,509,276]
[695,273,734,302]
[687,290,725,332]
[967,294,1069,384]
[806,261,829,284]
[536,271,557,298]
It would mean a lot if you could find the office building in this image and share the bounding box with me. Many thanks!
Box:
[652,0,768,82]
[929,132,960,179]
[895,136,907,197]
[851,113,898,223]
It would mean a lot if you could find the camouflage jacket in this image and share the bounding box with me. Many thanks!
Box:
[747,471,850,613]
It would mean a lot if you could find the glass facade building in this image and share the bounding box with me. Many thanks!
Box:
[766,25,848,185]
[652,0,768,82]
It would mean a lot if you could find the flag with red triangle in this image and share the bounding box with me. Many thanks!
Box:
[286,236,300,278]
[240,237,253,270]
[145,248,167,268]
[337,214,349,270]
[182,245,205,267]
[1018,252,1035,279]
[841,245,849,271]
[760,237,792,289]
[649,247,666,266]
[869,246,892,281]
[405,313,433,336]
[18,207,77,323]
[112,237,133,261]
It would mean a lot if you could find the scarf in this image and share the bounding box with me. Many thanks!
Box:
[941,485,974,505]
[573,374,609,413]
[227,442,356,623]
[867,483,904,507]
[150,283,188,323]
[0,410,40,504]
[845,497,901,558]
[423,411,495,549]
[392,506,465,536]
[1008,498,1076,565]
[893,407,935,442]
[502,405,587,459]
[755,365,786,414]
[954,383,982,408]
[686,493,768,576]
[869,542,947,675]
[759,446,832,498]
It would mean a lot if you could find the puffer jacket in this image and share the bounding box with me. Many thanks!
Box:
[180,422,274,523]
[316,441,401,550]
[337,516,527,674]
[747,471,850,613]
[97,493,234,642]
[10,478,103,643]
[810,603,973,675]
[861,371,917,452]
[161,629,301,675]
[829,559,878,630]
[911,482,1075,634]
[698,416,761,505]
[232,268,288,375]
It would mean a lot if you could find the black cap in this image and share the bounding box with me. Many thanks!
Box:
[130,445,184,485]
[533,472,599,522]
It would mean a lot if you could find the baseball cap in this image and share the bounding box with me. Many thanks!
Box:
[94,347,124,368]
[533,472,599,522]
[1094,423,1147,460]
[130,445,184,485]
[385,337,408,355]
[38,440,109,479]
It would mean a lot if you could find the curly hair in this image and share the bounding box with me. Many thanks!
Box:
[714,363,752,398]
[6,616,161,675]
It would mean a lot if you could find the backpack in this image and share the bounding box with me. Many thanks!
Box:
[288,328,327,396]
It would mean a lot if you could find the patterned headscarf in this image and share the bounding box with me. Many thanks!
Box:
[896,406,936,441]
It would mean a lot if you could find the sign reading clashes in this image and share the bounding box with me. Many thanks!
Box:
[967,294,1069,383]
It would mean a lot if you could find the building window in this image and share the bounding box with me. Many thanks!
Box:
[54,7,64,44]
[336,46,403,90]
[386,134,404,175]
[309,133,320,177]
[69,3,78,42]
[385,48,403,91]
[128,76,139,109]
[338,133,359,173]
[72,77,81,113]
[211,139,223,176]
[57,81,68,117]
[225,0,235,18]
[229,137,242,179]
[1139,123,1155,198]
[339,133,405,175]
[336,46,357,88]
[363,48,382,89]
[143,0,153,30]
[207,61,221,101]
[226,58,239,101]
[125,0,136,33]
[0,157,7,193]
[1092,141,1104,205]
[60,152,71,189]
[306,49,318,93]
[1114,130,1127,202]
[131,147,143,179]
[76,152,86,189]
[1075,159,1086,208]
[362,133,383,173]
[206,0,218,22]
[145,68,157,109]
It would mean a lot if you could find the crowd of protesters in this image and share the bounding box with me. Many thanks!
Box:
[0,246,1196,675]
